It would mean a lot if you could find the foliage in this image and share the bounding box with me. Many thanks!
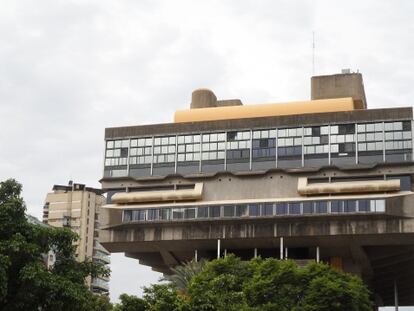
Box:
[162,259,207,295]
[0,178,111,311]
[113,293,147,311]
[119,254,372,311]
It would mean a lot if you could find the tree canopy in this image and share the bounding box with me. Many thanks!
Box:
[0,178,111,311]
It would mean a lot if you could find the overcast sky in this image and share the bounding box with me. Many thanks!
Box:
[1,0,414,307]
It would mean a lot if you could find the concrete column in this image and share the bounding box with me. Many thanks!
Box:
[254,248,258,258]
[224,249,227,257]
[394,280,399,311]
[316,246,320,263]
[194,250,198,262]
[285,247,288,259]
[280,237,284,259]
[217,239,221,259]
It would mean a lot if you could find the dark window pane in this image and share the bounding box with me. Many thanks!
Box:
[172,209,183,219]
[331,201,342,213]
[223,205,234,217]
[197,206,208,218]
[210,206,221,218]
[184,208,196,219]
[289,202,301,215]
[235,205,248,217]
[403,121,411,131]
[227,132,237,141]
[344,200,356,213]
[260,139,269,148]
[303,202,313,214]
[276,203,287,215]
[312,127,320,136]
[263,203,274,216]
[120,147,129,157]
[315,201,327,214]
[161,209,170,220]
[249,204,260,216]
[358,200,370,212]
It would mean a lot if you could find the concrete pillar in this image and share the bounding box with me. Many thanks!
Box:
[394,280,399,311]
[217,239,221,259]
[280,237,284,260]
[254,248,258,258]
[285,247,288,259]
[224,249,227,257]
[194,249,198,262]
[316,246,320,263]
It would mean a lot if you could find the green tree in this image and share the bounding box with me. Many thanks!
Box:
[0,178,110,311]
[113,293,147,311]
[185,255,372,311]
[188,255,253,311]
[163,259,207,295]
[143,283,190,311]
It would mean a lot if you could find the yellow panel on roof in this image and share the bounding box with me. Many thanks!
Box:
[174,97,356,123]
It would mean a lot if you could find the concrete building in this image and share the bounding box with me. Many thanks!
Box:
[99,72,414,307]
[43,181,110,295]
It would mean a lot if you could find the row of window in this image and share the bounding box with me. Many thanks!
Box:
[107,121,412,150]
[122,199,386,222]
[104,121,412,176]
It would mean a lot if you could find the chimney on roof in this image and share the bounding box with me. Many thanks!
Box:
[190,89,243,109]
[311,71,367,109]
[191,89,217,109]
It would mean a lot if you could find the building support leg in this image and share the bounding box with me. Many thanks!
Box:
[316,246,320,263]
[280,237,284,260]
[194,249,198,262]
[285,247,288,259]
[217,239,221,259]
[224,249,227,257]
[394,280,399,311]
[254,248,258,258]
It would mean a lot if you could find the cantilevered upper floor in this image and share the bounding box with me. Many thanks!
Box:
[102,82,412,181]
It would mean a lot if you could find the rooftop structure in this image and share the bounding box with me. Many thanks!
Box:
[43,181,110,295]
[99,72,414,307]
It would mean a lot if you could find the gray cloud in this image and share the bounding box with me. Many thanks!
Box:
[0,0,413,307]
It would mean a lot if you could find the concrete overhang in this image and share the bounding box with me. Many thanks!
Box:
[111,183,203,204]
[298,178,400,196]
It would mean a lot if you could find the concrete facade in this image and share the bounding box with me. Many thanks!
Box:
[99,72,414,306]
[43,182,110,295]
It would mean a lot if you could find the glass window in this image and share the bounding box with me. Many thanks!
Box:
[263,203,274,216]
[358,200,370,212]
[223,205,235,217]
[276,203,287,215]
[184,208,196,219]
[303,202,313,214]
[288,202,301,215]
[197,206,208,218]
[210,206,221,218]
[161,209,170,220]
[172,208,184,219]
[331,201,342,213]
[375,200,385,212]
[147,209,159,221]
[248,204,261,216]
[235,205,248,217]
[344,200,356,213]
[315,201,327,214]
[123,210,132,222]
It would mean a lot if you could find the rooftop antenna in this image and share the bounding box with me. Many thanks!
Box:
[312,31,315,75]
